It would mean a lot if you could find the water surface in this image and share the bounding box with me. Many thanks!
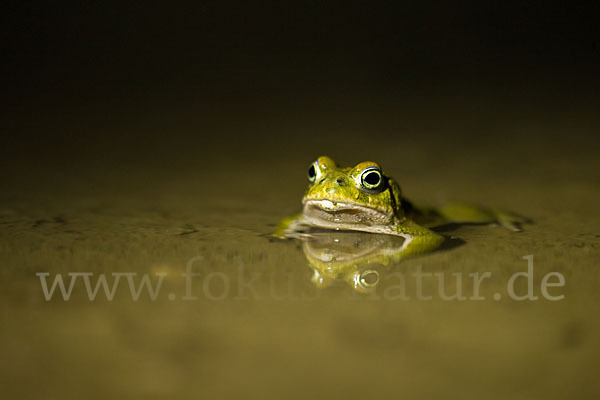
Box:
[1,106,599,399]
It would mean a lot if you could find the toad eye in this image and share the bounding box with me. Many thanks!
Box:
[308,162,318,183]
[360,167,383,190]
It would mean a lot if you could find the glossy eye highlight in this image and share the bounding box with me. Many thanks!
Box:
[360,167,382,190]
[359,269,380,288]
[308,162,318,183]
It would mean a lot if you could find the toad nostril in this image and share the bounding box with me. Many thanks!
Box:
[336,177,346,185]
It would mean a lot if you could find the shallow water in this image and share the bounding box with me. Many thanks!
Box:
[1,103,599,399]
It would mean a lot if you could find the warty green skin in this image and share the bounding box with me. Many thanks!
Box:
[275,156,525,257]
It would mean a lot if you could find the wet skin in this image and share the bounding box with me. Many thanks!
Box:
[276,156,525,257]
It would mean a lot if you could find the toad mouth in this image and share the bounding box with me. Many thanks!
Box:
[302,199,394,227]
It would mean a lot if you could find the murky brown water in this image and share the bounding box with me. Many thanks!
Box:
[1,102,599,399]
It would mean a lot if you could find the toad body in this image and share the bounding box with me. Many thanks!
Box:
[276,156,524,256]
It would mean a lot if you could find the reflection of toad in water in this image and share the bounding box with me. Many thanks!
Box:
[299,229,413,293]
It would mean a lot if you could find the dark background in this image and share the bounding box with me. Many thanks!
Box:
[2,1,599,169]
